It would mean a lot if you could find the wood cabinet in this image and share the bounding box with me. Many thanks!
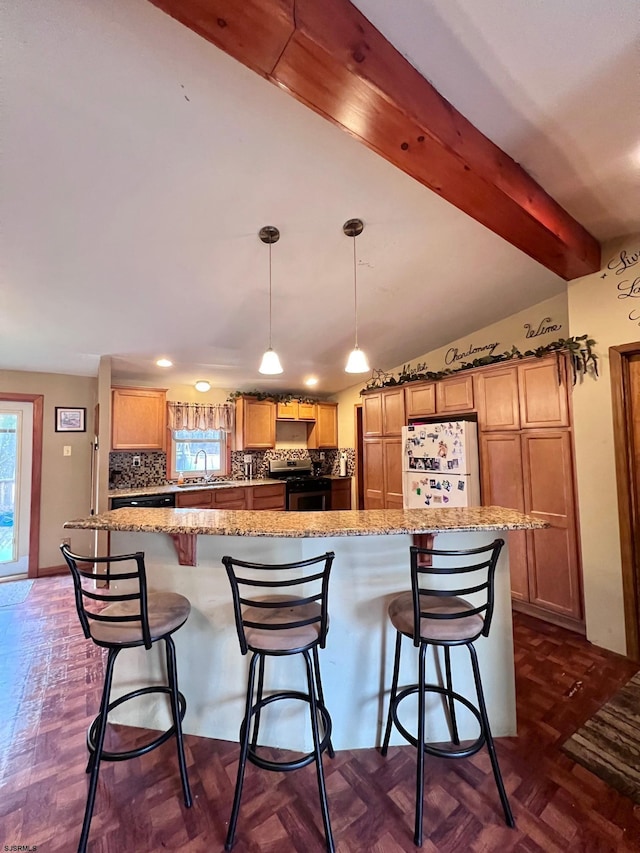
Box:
[235,397,275,451]
[276,401,316,421]
[521,430,581,620]
[363,437,402,509]
[517,357,569,428]
[362,387,405,437]
[330,478,352,510]
[249,483,286,510]
[480,433,529,601]
[475,366,520,431]
[111,387,167,451]
[176,486,247,509]
[435,373,474,413]
[405,382,436,419]
[308,402,338,449]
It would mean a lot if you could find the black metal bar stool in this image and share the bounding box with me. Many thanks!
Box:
[222,550,336,853]
[60,544,192,853]
[381,538,514,847]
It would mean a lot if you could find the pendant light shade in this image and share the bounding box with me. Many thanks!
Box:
[258,225,283,375]
[343,218,369,374]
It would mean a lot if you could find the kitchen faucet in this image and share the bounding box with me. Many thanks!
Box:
[194,450,210,481]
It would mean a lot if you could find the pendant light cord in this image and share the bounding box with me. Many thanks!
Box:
[268,240,273,349]
[352,234,358,348]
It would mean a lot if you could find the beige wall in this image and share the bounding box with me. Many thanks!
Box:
[568,233,640,655]
[335,292,569,448]
[0,369,97,568]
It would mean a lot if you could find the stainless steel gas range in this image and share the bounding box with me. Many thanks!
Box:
[268,458,332,511]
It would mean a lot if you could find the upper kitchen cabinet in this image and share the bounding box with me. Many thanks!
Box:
[111,387,167,451]
[435,373,475,413]
[308,402,338,449]
[517,355,569,428]
[276,401,316,421]
[235,396,275,451]
[475,365,520,431]
[362,387,405,437]
[404,382,436,420]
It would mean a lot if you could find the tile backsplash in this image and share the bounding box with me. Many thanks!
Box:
[109,447,356,488]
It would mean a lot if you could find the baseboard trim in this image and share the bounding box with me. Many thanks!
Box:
[513,599,586,634]
[37,563,69,578]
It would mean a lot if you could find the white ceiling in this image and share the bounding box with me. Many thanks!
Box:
[2,0,638,394]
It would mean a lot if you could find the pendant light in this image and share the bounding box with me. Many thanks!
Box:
[343,218,370,373]
[258,225,283,375]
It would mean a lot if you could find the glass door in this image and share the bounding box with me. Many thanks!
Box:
[0,402,32,578]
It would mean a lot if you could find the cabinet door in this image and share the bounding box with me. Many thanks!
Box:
[363,438,384,508]
[362,393,383,437]
[436,374,474,413]
[316,403,338,448]
[475,366,520,431]
[175,489,213,509]
[382,388,405,436]
[276,401,297,419]
[297,402,316,420]
[213,487,247,509]
[480,432,529,601]
[236,398,275,450]
[518,357,569,428]
[111,387,166,451]
[522,430,582,620]
[330,479,352,510]
[383,437,404,508]
[249,484,286,510]
[405,383,436,419]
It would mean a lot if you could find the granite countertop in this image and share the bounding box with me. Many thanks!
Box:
[65,506,548,538]
[108,479,283,499]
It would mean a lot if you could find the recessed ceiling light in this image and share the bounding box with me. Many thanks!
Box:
[194,380,211,392]
[156,358,172,367]
[305,377,319,386]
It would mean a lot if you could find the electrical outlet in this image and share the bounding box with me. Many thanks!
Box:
[132,455,141,467]
[319,452,325,460]
[61,537,71,548]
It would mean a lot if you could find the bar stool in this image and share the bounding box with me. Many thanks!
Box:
[381,538,514,847]
[60,544,192,853]
[222,551,336,853]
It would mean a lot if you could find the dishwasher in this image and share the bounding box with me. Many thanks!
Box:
[110,493,176,509]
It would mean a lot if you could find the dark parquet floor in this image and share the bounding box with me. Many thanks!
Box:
[1,575,640,852]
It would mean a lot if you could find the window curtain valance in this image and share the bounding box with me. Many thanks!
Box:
[168,402,234,433]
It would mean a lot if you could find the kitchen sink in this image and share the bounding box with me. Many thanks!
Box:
[177,480,235,488]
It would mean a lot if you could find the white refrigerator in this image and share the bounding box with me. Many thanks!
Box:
[402,420,481,509]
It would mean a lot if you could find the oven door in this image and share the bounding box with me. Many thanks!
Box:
[287,489,330,511]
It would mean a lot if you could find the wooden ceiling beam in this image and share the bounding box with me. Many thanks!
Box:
[150,0,601,280]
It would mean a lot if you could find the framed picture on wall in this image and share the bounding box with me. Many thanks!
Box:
[55,407,86,432]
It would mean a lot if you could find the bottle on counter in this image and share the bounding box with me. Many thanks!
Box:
[339,451,348,477]
[177,471,185,485]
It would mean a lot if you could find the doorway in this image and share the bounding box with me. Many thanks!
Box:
[355,404,364,509]
[0,393,43,579]
[610,343,640,659]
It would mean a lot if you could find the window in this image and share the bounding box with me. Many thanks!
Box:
[171,429,227,479]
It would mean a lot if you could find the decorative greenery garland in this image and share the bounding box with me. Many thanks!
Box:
[363,335,598,392]
[227,390,320,404]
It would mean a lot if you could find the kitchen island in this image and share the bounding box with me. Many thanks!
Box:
[64,507,546,750]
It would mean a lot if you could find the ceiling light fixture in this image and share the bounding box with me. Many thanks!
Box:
[156,358,172,367]
[305,377,319,387]
[343,218,370,374]
[258,225,283,375]
[194,380,211,392]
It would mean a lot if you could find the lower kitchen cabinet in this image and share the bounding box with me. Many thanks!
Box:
[248,483,285,510]
[330,478,352,510]
[364,437,403,509]
[480,428,583,627]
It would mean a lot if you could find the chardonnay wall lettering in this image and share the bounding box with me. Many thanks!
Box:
[523,317,563,339]
[606,245,640,327]
[444,341,500,365]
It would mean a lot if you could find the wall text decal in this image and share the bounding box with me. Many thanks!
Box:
[524,317,563,339]
[607,247,640,276]
[444,341,499,365]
